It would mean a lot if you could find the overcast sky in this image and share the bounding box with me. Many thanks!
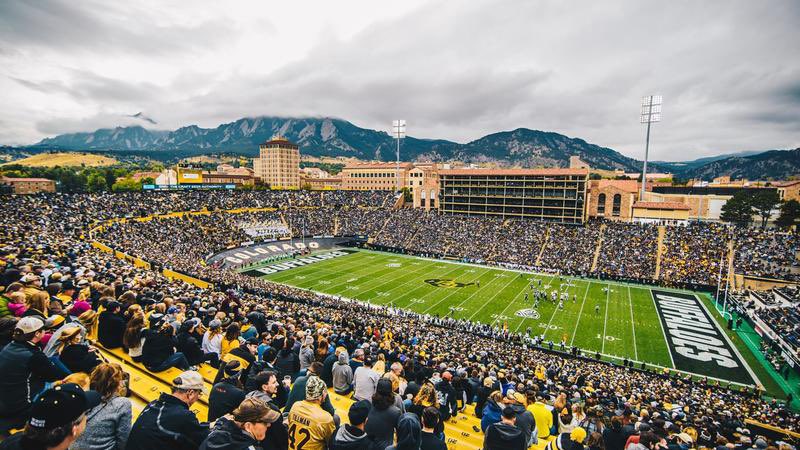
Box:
[1,0,798,161]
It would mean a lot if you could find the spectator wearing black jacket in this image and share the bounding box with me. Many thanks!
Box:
[208,361,246,422]
[176,320,219,368]
[229,336,258,387]
[98,300,126,349]
[330,400,376,450]
[475,377,494,420]
[435,372,458,421]
[126,370,210,450]
[274,337,300,381]
[603,416,627,450]
[141,315,190,372]
[420,407,447,450]
[484,406,527,450]
[0,316,69,434]
[199,398,281,450]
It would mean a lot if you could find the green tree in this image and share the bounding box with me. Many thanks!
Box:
[111,177,142,192]
[86,172,108,192]
[401,186,412,202]
[141,177,155,185]
[720,191,753,226]
[776,200,800,231]
[751,189,781,229]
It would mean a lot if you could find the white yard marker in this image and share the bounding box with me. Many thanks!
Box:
[627,286,639,361]
[601,282,610,354]
[570,282,592,347]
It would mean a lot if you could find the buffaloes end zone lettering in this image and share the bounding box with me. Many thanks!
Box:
[651,290,754,385]
[241,250,353,276]
[425,278,475,288]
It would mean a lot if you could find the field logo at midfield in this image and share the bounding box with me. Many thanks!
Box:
[651,290,754,384]
[424,278,475,288]
[515,309,541,319]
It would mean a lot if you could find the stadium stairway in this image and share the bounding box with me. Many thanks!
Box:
[590,224,606,272]
[654,225,666,279]
[535,227,550,267]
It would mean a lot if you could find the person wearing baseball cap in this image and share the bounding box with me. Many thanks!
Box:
[0,316,69,433]
[200,397,280,450]
[287,376,336,450]
[0,383,101,450]
[125,370,210,450]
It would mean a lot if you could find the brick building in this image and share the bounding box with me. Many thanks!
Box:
[253,137,301,189]
[585,179,639,221]
[0,177,56,194]
[340,162,413,190]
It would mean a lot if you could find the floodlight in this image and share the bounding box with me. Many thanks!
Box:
[639,95,663,197]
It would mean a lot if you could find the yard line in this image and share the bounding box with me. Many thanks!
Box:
[569,282,592,347]
[627,286,638,360]
[449,271,511,311]
[420,268,493,314]
[323,256,425,292]
[648,288,676,369]
[396,265,474,308]
[349,258,443,298]
[265,253,375,284]
[467,273,522,321]
[601,282,610,354]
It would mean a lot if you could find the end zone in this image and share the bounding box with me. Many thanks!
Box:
[651,290,759,385]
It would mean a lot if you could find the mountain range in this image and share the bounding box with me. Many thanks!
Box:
[20,116,800,179]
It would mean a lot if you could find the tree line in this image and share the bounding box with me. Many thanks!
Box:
[721,189,799,231]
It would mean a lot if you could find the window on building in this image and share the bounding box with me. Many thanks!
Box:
[612,194,621,216]
[597,193,606,214]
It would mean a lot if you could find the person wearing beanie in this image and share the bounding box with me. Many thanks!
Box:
[484,405,527,450]
[287,375,335,450]
[208,360,246,422]
[387,413,422,450]
[332,349,354,395]
[366,378,402,450]
[545,426,587,450]
[330,400,376,450]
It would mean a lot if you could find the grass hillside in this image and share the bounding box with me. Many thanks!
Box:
[1,152,118,167]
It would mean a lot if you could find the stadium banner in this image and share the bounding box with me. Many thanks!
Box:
[240,249,356,276]
[208,238,351,269]
[651,290,755,385]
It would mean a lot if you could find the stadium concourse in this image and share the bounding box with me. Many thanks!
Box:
[0,191,797,450]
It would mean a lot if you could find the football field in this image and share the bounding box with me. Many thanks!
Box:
[240,248,760,387]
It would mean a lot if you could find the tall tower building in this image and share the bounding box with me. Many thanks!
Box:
[253,136,301,189]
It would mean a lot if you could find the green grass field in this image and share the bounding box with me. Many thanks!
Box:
[240,248,783,395]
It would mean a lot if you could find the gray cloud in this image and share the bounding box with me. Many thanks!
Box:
[3,0,799,159]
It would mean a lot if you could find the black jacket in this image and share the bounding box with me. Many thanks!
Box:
[475,386,493,419]
[98,310,126,349]
[434,380,457,420]
[483,422,527,450]
[0,340,67,418]
[208,379,246,422]
[330,424,378,450]
[228,346,255,387]
[420,431,447,450]
[59,344,102,374]
[274,349,300,381]
[176,331,206,366]
[141,329,177,370]
[321,352,337,387]
[602,426,627,450]
[199,416,260,450]
[509,403,535,445]
[126,393,209,450]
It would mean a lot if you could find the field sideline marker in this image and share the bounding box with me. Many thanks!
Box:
[570,282,593,346]
[627,286,639,361]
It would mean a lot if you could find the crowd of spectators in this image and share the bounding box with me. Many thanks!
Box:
[595,223,658,282]
[733,230,800,282]
[0,191,798,450]
[660,223,730,287]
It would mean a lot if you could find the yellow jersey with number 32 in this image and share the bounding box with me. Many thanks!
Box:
[287,400,336,450]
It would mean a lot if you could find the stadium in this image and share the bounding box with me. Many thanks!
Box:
[0,188,798,450]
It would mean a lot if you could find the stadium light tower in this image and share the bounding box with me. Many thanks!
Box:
[639,95,662,198]
[392,120,406,193]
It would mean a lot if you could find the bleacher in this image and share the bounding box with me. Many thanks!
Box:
[94,343,552,450]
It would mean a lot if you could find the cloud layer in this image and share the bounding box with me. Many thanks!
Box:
[2,0,798,160]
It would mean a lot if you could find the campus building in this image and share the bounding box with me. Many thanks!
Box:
[253,137,301,189]
[585,179,639,221]
[437,168,589,223]
[0,177,56,194]
[340,162,413,190]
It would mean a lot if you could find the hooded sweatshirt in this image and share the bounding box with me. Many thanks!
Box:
[484,421,527,450]
[333,351,354,394]
[199,416,259,450]
[387,413,422,450]
[330,424,376,450]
